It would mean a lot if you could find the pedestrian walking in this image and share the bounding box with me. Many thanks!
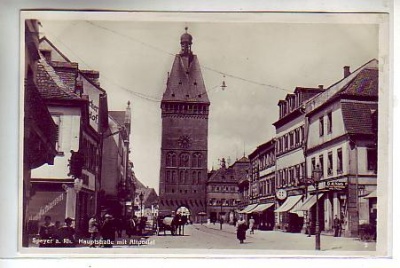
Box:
[333,215,342,237]
[38,215,56,247]
[126,216,137,238]
[236,216,248,244]
[249,216,255,234]
[58,217,76,247]
[88,215,99,247]
[100,214,115,248]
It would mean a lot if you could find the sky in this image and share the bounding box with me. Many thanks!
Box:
[36,12,380,192]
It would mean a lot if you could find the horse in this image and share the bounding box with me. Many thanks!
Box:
[175,214,188,236]
[156,216,177,236]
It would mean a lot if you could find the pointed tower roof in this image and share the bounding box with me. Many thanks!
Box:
[162,29,209,104]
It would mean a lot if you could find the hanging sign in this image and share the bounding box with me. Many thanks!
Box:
[276,189,287,200]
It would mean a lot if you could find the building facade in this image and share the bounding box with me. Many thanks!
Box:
[206,158,246,224]
[303,60,378,237]
[273,87,324,232]
[23,20,58,246]
[158,29,210,222]
[248,139,276,230]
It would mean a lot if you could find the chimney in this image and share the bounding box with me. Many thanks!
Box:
[318,85,324,90]
[344,66,351,78]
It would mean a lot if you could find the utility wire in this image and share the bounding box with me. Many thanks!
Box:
[42,26,222,103]
[84,21,293,94]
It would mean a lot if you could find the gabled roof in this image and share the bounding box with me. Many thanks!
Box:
[341,101,378,135]
[208,167,237,183]
[162,54,209,104]
[336,68,378,99]
[108,111,125,126]
[39,36,72,62]
[36,54,81,101]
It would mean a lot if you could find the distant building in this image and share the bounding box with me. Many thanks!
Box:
[248,139,276,230]
[100,103,133,219]
[158,28,210,222]
[133,178,159,220]
[206,158,246,224]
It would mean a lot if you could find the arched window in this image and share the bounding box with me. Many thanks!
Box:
[166,171,170,183]
[166,153,172,166]
[171,153,176,167]
[197,171,201,184]
[180,153,190,167]
[192,171,196,183]
[180,171,184,183]
[197,153,203,167]
[192,153,198,167]
[172,171,176,183]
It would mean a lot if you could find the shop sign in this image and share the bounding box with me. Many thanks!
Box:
[326,181,346,190]
[276,189,287,200]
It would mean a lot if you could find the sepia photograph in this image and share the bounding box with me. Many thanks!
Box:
[19,10,390,257]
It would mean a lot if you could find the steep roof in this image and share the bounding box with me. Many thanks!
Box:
[36,55,81,101]
[162,54,209,104]
[336,67,378,99]
[208,167,237,183]
[108,111,125,126]
[341,101,378,135]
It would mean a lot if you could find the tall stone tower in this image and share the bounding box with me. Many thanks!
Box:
[159,28,210,222]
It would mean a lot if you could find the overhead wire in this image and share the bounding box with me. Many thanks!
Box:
[84,21,293,94]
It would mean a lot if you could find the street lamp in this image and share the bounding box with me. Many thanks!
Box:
[139,191,144,219]
[313,164,322,250]
[220,200,223,230]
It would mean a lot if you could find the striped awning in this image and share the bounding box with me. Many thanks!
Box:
[251,203,275,213]
[274,195,303,213]
[295,194,323,211]
[238,203,258,214]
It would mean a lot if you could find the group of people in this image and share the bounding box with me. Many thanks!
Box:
[38,216,76,247]
[38,214,146,248]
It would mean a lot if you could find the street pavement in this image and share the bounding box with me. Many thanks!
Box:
[28,223,376,253]
[121,223,376,252]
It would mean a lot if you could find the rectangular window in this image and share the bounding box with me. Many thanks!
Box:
[289,132,294,148]
[367,148,377,172]
[337,149,343,173]
[311,157,316,173]
[328,152,333,175]
[319,116,324,136]
[285,135,289,150]
[327,112,332,133]
[319,155,324,178]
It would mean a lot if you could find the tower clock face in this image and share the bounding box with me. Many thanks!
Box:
[178,135,191,148]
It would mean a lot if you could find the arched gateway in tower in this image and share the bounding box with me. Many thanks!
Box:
[158,28,210,223]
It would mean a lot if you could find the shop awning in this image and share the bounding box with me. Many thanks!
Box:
[251,203,275,213]
[289,198,305,217]
[364,190,377,199]
[274,195,303,213]
[295,194,323,211]
[238,203,258,214]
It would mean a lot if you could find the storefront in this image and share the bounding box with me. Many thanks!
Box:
[250,203,275,230]
[274,195,304,232]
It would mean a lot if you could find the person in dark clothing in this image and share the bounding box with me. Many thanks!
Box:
[236,217,248,244]
[38,215,56,247]
[333,215,342,237]
[58,217,76,247]
[126,216,137,238]
[101,214,115,248]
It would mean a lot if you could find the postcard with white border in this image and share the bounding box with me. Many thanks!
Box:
[19,10,391,258]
